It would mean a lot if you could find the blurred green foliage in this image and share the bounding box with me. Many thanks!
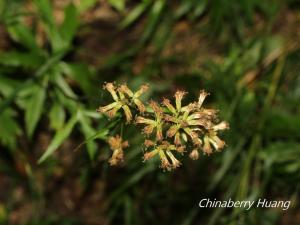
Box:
[0,0,300,225]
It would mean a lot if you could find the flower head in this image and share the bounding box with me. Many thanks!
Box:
[136,100,164,140]
[97,83,149,123]
[119,84,149,113]
[143,140,181,171]
[163,92,203,146]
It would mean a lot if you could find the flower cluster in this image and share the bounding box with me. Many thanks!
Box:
[98,83,229,171]
[97,83,149,123]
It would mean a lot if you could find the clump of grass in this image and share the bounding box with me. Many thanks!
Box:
[98,83,229,170]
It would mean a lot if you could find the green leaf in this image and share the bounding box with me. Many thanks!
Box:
[265,109,300,138]
[33,0,64,52]
[119,0,151,29]
[53,71,78,100]
[193,0,207,18]
[25,85,46,138]
[141,0,165,44]
[77,0,98,13]
[59,62,97,96]
[0,51,44,68]
[108,0,125,11]
[38,114,78,163]
[7,23,39,51]
[33,0,55,27]
[59,4,78,47]
[78,112,98,160]
[49,103,65,130]
[0,107,21,149]
[0,76,20,97]
[54,88,77,113]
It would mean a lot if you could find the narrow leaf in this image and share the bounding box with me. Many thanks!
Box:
[119,0,151,29]
[7,23,39,51]
[25,86,46,138]
[108,0,125,11]
[49,102,65,130]
[79,118,97,160]
[59,4,78,46]
[38,114,78,163]
[0,107,21,149]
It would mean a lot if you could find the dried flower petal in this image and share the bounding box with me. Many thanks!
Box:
[174,133,182,146]
[208,134,225,150]
[189,149,199,160]
[162,98,177,115]
[167,125,180,137]
[213,121,229,131]
[159,151,172,171]
[133,99,146,113]
[104,83,119,101]
[198,90,209,108]
[134,84,149,97]
[119,84,134,97]
[143,149,159,161]
[144,139,155,147]
[203,136,213,155]
[166,151,181,169]
[149,100,163,117]
[143,125,154,135]
[176,145,185,153]
[174,91,186,111]
[107,135,129,166]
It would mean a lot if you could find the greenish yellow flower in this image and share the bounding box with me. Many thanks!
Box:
[136,100,164,140]
[143,140,181,171]
[202,121,229,155]
[163,91,202,146]
[202,129,227,155]
[118,84,149,113]
[97,83,149,123]
[97,83,132,122]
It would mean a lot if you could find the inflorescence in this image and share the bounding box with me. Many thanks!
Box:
[97,83,229,171]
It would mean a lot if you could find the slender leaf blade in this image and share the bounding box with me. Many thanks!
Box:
[25,85,46,138]
[38,114,78,163]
